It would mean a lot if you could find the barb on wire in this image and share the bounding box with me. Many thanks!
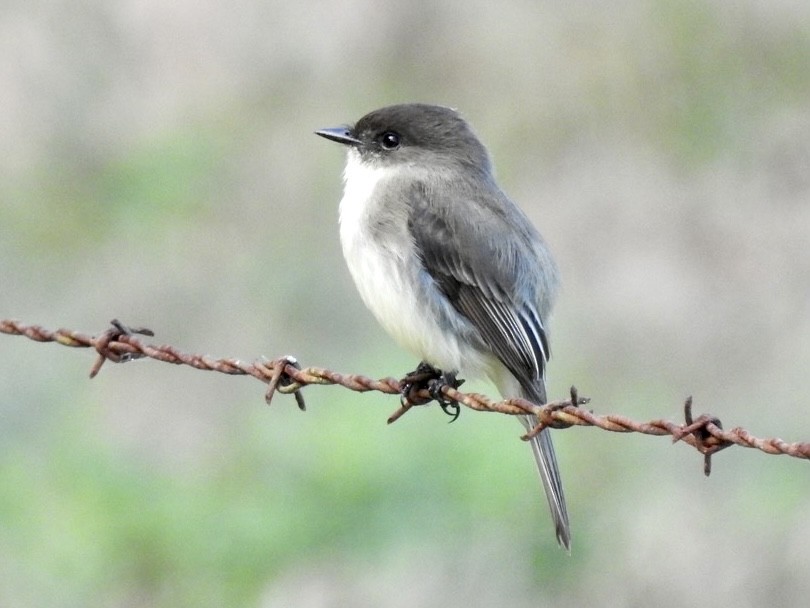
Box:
[2,318,809,473]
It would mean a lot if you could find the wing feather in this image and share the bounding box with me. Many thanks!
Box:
[406,181,550,386]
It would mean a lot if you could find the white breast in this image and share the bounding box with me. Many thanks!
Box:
[337,152,494,377]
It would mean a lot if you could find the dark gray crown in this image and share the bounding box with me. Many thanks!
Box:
[350,103,492,171]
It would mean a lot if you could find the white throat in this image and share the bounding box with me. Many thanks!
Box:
[338,151,387,232]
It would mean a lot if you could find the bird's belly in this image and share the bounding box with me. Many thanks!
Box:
[341,236,491,376]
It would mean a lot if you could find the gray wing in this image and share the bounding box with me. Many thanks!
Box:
[407,180,570,549]
[406,181,550,387]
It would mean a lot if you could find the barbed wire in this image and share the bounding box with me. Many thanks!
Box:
[2,318,808,474]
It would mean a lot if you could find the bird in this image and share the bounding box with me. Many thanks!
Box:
[316,103,570,550]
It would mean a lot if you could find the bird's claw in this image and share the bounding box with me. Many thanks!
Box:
[399,362,464,422]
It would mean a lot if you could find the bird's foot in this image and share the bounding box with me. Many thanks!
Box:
[399,362,464,422]
[429,371,463,422]
[399,361,441,406]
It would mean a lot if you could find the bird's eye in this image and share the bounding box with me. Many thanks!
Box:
[380,131,401,150]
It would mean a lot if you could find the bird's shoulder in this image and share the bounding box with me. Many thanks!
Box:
[402,171,545,298]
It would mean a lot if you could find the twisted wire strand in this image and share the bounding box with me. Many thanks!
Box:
[3,318,808,470]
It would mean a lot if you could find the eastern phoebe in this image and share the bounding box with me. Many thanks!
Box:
[316,103,570,550]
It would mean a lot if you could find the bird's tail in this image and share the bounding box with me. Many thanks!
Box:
[520,382,571,552]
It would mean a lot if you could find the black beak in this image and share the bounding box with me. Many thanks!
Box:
[315,126,362,146]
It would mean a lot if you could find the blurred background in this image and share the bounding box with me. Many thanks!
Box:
[1,0,809,606]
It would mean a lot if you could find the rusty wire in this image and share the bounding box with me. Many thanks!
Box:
[2,318,809,473]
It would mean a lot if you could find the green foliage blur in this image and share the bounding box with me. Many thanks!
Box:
[2,1,809,607]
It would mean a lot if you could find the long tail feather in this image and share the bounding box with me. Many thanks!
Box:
[520,382,571,551]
